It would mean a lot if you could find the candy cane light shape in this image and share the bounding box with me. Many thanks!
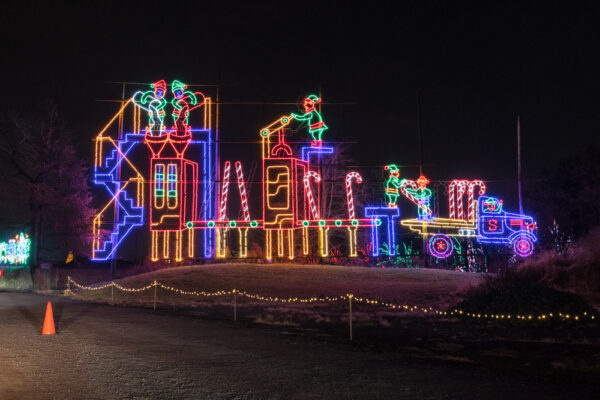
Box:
[218,161,231,221]
[345,172,363,219]
[303,171,321,220]
[234,161,250,221]
[467,180,486,222]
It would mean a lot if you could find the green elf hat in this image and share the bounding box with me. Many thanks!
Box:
[384,164,400,174]
[171,80,187,92]
[306,94,321,103]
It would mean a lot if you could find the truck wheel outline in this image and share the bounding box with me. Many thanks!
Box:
[513,235,534,257]
[429,234,454,259]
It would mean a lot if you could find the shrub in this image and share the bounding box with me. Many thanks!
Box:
[516,227,600,303]
[454,267,594,316]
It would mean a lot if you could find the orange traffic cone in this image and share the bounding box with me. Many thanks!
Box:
[42,301,56,335]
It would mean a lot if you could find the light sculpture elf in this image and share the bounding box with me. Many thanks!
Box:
[404,175,433,221]
[132,80,168,136]
[291,94,328,147]
[170,80,206,136]
[383,164,402,208]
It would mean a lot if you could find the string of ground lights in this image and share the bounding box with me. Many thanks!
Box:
[91,79,538,264]
[67,277,597,323]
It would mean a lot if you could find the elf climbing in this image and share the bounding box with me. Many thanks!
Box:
[405,175,433,221]
[132,79,168,136]
[170,80,205,136]
[384,164,402,208]
[291,94,328,147]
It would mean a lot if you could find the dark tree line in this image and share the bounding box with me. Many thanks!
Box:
[527,144,600,241]
[0,102,95,267]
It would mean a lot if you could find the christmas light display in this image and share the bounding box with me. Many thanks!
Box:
[345,172,362,220]
[93,80,537,265]
[428,234,454,259]
[304,171,321,220]
[0,233,31,265]
[399,177,433,218]
[94,80,216,261]
[365,207,400,256]
[291,94,328,147]
[383,164,401,208]
[235,161,250,222]
[403,175,433,221]
[132,80,168,136]
[467,180,486,222]
[218,161,231,222]
[400,178,537,259]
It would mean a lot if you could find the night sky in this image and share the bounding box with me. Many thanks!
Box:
[3,1,599,191]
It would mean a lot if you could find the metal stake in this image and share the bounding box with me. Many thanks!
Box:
[348,294,353,341]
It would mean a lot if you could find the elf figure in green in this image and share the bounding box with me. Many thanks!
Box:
[405,175,433,221]
[384,164,402,208]
[291,94,328,147]
[132,80,168,136]
[170,80,205,136]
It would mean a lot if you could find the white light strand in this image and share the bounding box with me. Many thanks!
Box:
[66,277,597,323]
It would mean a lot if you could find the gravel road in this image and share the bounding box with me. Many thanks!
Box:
[0,292,595,399]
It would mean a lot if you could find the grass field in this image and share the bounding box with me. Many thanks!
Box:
[70,263,482,310]
[65,263,600,382]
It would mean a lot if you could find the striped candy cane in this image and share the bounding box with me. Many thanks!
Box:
[218,161,231,221]
[448,180,458,219]
[304,171,321,220]
[345,172,363,220]
[234,161,250,221]
[400,180,433,215]
[456,180,469,220]
[467,180,486,222]
[400,179,418,204]
[449,180,468,220]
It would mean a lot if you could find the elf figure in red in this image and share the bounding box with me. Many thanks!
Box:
[291,94,328,147]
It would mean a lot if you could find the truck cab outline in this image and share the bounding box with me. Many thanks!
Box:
[477,195,537,256]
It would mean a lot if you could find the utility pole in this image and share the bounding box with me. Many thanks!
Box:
[417,92,424,176]
[417,92,428,268]
[517,115,523,215]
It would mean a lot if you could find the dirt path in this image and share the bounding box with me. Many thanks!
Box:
[0,292,596,399]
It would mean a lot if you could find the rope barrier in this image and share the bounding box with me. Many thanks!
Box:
[66,276,598,323]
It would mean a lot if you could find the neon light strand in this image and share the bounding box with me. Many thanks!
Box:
[303,171,321,220]
[448,180,457,219]
[400,179,418,204]
[235,161,251,221]
[428,234,454,259]
[131,80,168,136]
[400,177,432,218]
[170,80,206,135]
[467,180,486,222]
[477,195,537,257]
[218,161,231,221]
[456,180,468,220]
[291,94,328,146]
[92,103,145,261]
[345,172,363,219]
[448,179,469,220]
[384,164,401,208]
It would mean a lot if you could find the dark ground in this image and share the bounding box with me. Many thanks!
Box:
[0,291,597,399]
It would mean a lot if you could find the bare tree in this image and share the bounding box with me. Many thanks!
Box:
[0,102,95,266]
